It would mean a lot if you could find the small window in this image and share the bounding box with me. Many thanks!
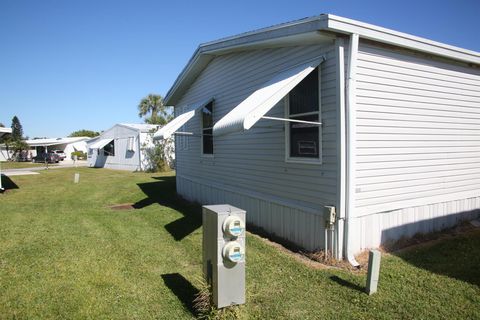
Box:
[286,67,321,161]
[103,140,115,156]
[202,101,213,155]
[127,137,135,151]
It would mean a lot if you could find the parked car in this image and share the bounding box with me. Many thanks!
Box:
[32,153,60,163]
[51,150,66,160]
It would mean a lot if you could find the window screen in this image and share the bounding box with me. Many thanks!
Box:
[103,140,115,156]
[288,67,320,159]
[202,101,213,155]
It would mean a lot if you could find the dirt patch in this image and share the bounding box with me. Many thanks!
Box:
[248,219,480,273]
[247,225,362,272]
[305,250,368,273]
[108,203,135,210]
[248,232,332,270]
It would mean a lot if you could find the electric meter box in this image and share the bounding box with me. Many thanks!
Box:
[202,204,246,308]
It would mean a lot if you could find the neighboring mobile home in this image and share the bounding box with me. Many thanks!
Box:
[87,123,170,171]
[154,14,480,264]
[26,137,90,161]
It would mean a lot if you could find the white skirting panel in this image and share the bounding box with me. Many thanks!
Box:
[350,197,480,253]
[177,175,326,251]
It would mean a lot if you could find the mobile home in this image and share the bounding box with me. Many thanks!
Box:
[87,123,169,171]
[154,14,480,263]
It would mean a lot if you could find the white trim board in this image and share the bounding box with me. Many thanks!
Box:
[355,189,480,217]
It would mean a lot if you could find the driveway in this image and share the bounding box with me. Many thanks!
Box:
[2,160,88,176]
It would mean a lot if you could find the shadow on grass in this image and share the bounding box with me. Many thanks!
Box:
[134,176,202,241]
[392,229,480,287]
[330,276,365,293]
[381,212,480,287]
[1,175,19,191]
[161,273,199,316]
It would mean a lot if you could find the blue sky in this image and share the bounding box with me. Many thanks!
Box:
[1,0,479,138]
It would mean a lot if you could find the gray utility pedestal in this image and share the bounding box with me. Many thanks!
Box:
[202,204,246,308]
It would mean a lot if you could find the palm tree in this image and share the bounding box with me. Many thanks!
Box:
[138,94,172,125]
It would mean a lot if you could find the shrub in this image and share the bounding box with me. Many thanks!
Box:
[71,151,87,160]
[142,137,174,172]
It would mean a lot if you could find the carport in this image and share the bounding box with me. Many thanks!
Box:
[26,137,90,162]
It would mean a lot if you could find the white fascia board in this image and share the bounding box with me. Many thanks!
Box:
[324,14,480,65]
[200,17,328,54]
[213,57,323,136]
[153,97,214,140]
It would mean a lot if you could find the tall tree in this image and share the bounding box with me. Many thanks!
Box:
[138,94,172,125]
[0,123,4,127]
[69,129,100,138]
[11,116,23,140]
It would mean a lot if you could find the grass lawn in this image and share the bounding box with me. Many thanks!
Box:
[1,161,57,169]
[1,168,479,319]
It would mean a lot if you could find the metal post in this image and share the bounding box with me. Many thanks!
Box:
[366,249,381,295]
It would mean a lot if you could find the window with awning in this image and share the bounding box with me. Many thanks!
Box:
[202,101,214,155]
[212,57,324,137]
[286,67,321,161]
[153,98,214,141]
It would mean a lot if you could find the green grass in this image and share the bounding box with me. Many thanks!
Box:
[1,161,57,169]
[1,168,479,319]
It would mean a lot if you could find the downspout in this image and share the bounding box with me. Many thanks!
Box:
[345,33,360,267]
[335,37,345,260]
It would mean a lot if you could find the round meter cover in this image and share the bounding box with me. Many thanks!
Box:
[222,241,245,263]
[222,216,245,238]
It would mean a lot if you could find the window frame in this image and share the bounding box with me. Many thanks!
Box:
[284,67,322,165]
[103,140,115,157]
[201,101,214,157]
[126,137,135,152]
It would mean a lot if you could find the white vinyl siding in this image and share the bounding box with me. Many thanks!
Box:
[174,44,337,250]
[87,125,158,171]
[355,42,480,216]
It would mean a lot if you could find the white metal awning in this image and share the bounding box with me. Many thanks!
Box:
[213,57,324,137]
[153,97,214,140]
[0,127,12,138]
[89,138,113,149]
